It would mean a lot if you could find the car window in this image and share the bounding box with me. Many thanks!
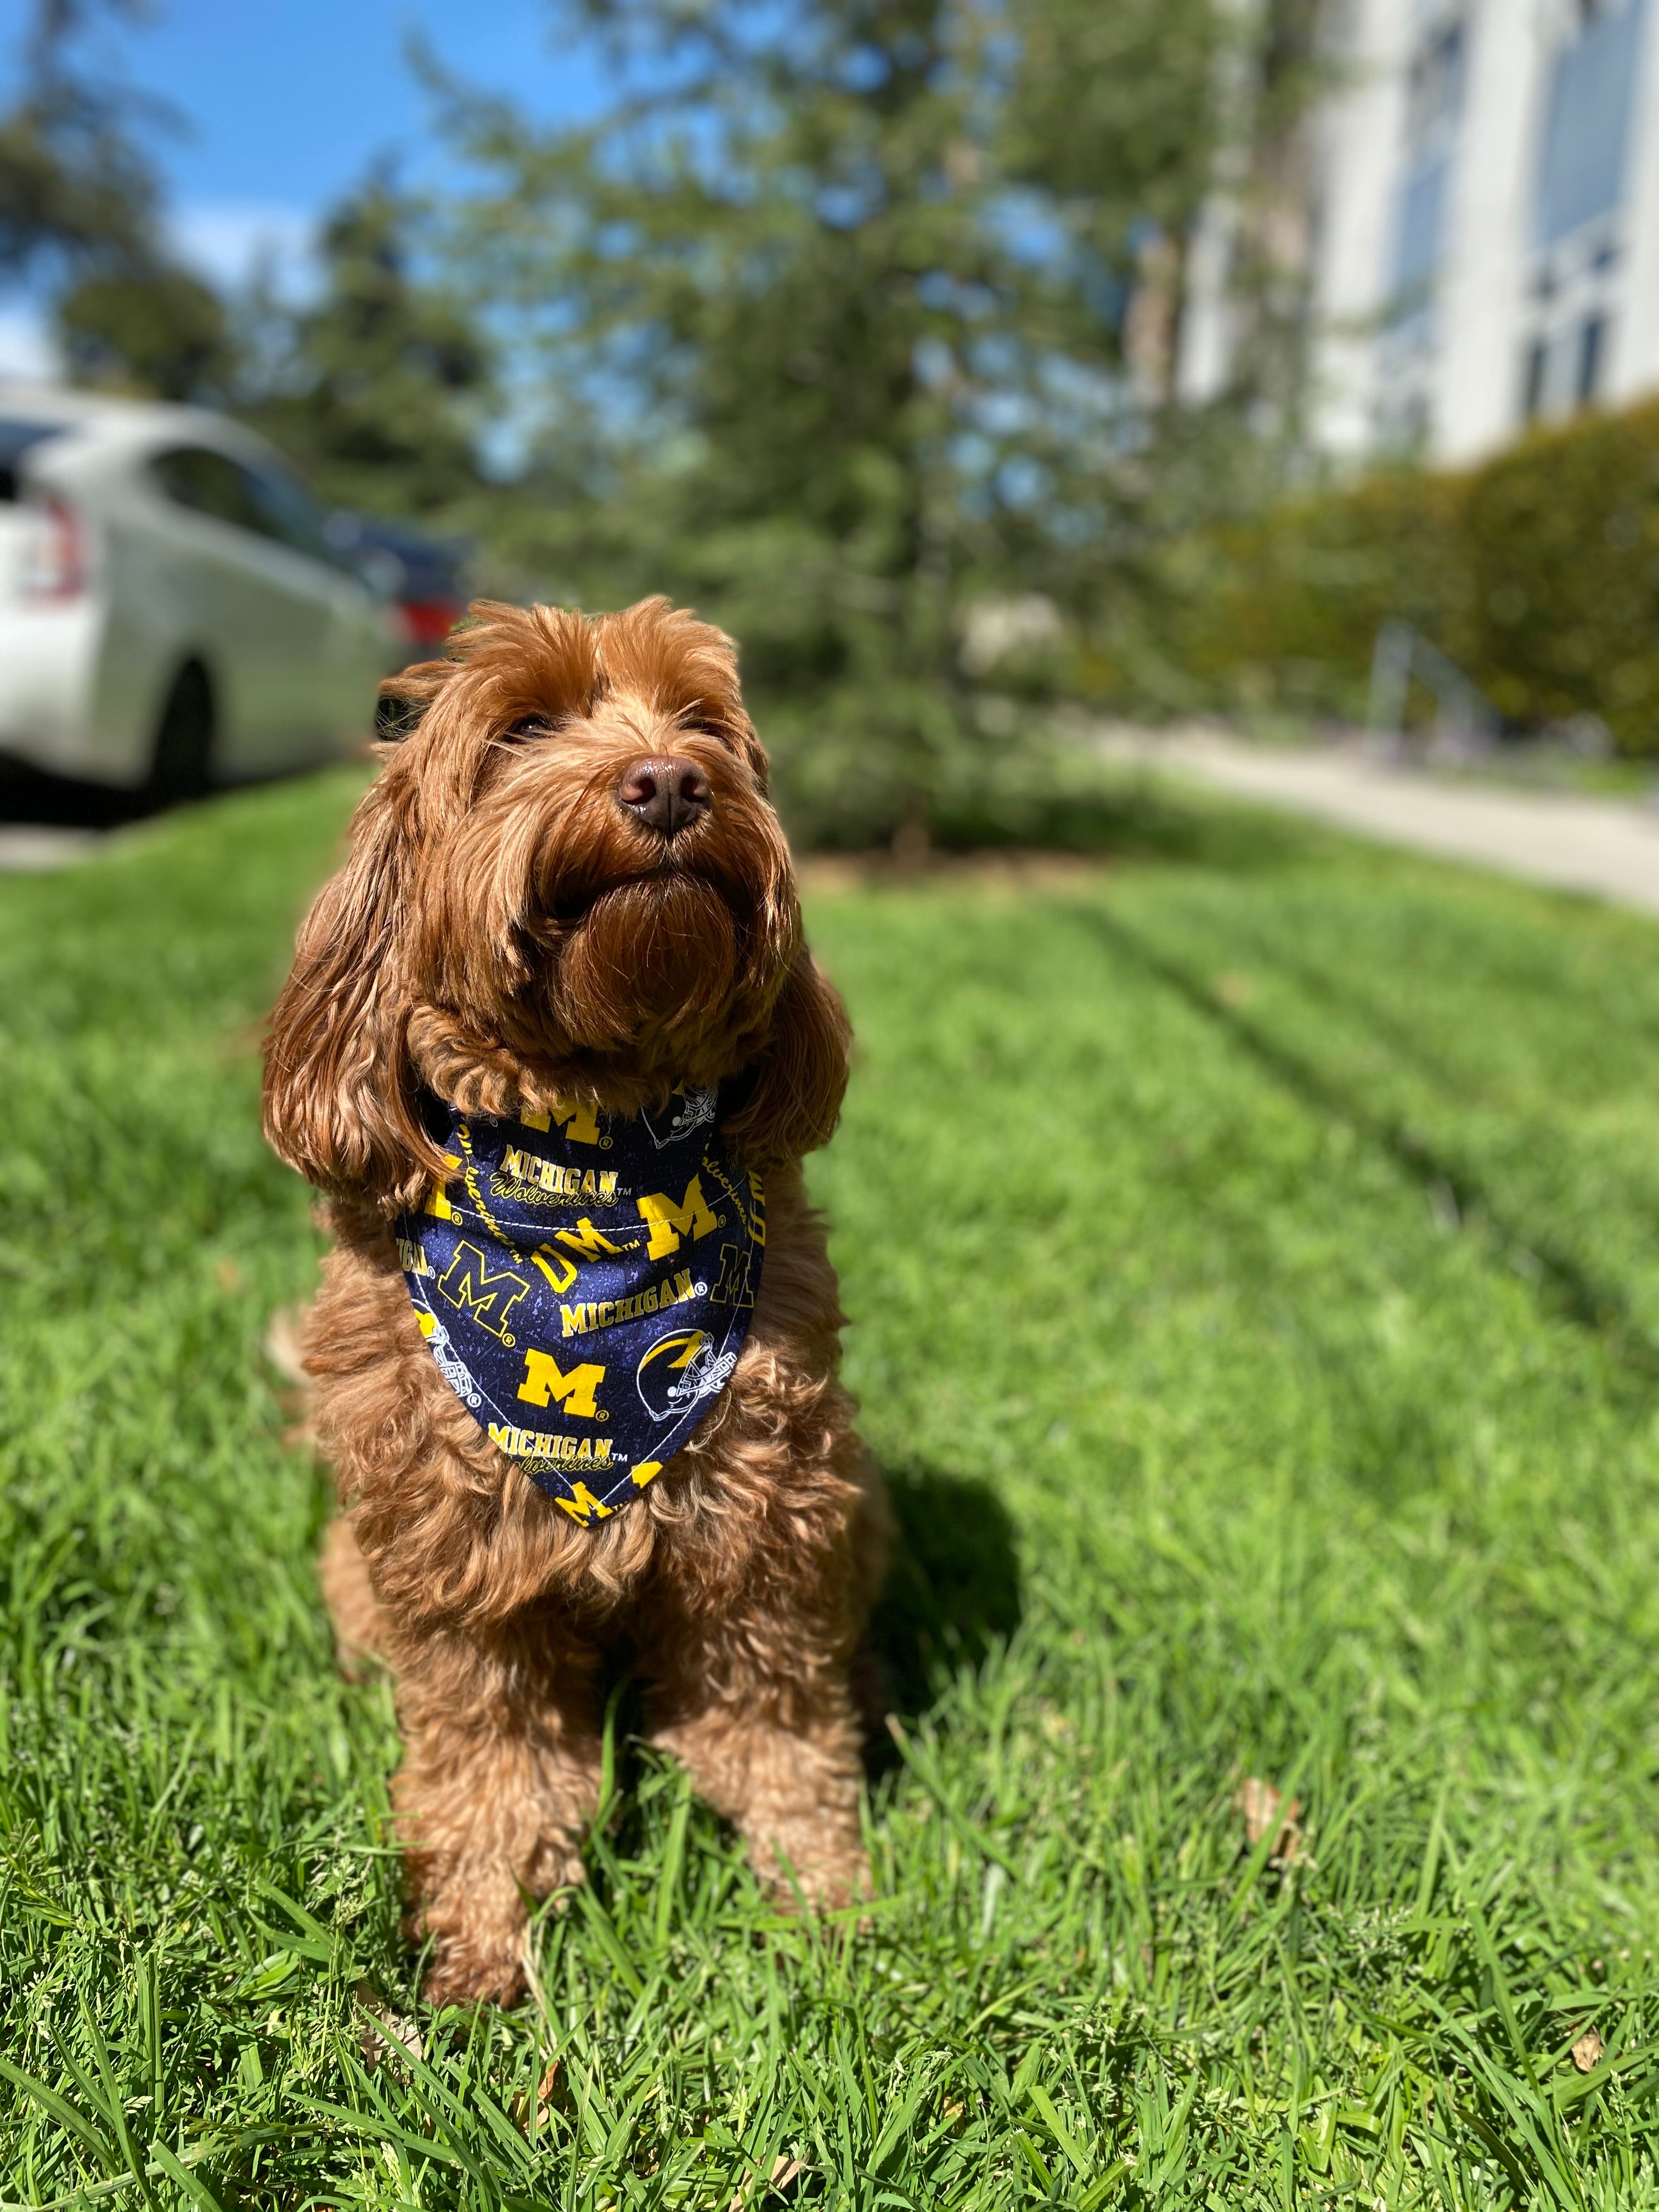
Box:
[245,463,337,566]
[151,442,349,572]
[150,445,267,534]
[0,418,66,503]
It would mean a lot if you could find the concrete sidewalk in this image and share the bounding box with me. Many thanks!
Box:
[0,827,104,872]
[1101,726,1659,917]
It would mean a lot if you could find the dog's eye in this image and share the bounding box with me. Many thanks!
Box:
[504,714,556,741]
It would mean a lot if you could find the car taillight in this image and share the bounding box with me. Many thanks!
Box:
[20,497,88,600]
[398,597,461,648]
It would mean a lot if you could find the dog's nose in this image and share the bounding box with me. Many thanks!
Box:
[617,755,712,838]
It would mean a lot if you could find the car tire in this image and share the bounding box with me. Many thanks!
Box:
[146,661,216,805]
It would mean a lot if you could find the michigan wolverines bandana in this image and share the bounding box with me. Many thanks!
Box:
[394,1090,764,1525]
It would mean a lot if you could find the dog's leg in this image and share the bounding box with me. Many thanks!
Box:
[393,1625,602,2007]
[643,1423,890,1914]
[645,1609,870,1914]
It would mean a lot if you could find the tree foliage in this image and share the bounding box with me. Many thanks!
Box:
[238,177,496,517]
[0,0,156,280]
[1,7,492,498]
[436,0,1246,842]
[56,259,234,401]
[1000,0,1223,245]
[0,0,240,403]
[1161,392,1659,752]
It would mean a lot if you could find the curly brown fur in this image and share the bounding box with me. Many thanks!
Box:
[264,598,889,2006]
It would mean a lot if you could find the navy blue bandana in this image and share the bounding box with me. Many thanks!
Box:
[393,1091,764,1525]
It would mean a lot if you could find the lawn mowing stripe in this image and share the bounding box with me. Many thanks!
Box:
[1060,895,1659,1387]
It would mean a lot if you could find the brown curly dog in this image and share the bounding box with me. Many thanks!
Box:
[263,597,889,2007]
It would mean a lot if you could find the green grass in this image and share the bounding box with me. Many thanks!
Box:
[5,766,1659,2206]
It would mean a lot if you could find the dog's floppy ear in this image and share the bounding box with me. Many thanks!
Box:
[374,650,452,742]
[263,760,443,1210]
[724,948,851,1166]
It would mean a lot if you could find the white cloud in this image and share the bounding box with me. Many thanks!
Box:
[0,306,60,383]
[167,201,319,298]
[0,203,314,395]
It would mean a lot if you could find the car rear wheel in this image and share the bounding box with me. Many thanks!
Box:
[146,661,216,805]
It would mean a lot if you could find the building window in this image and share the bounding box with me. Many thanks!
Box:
[1577,313,1606,402]
[1522,317,1611,421]
[1404,19,1468,149]
[1523,336,1550,418]
[1536,0,1647,248]
[1395,161,1450,298]
[1389,19,1468,318]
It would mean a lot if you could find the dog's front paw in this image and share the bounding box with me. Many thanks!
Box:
[408,1838,586,2010]
[421,1938,529,2011]
[757,1826,872,1918]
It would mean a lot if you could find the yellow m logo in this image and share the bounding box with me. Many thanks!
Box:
[436,1242,530,1341]
[710,1240,757,1308]
[636,1174,719,1261]
[517,1348,606,1420]
[531,1216,625,1294]
[521,1098,601,1144]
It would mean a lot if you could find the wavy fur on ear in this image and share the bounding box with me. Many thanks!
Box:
[724,949,851,1166]
[263,759,444,1211]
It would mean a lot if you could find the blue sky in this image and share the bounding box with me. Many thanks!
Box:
[0,0,607,371]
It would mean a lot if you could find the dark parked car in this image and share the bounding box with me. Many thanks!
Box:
[324,512,470,656]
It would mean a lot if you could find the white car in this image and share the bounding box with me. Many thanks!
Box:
[0,383,405,801]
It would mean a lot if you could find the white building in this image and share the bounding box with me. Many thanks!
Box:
[1180,0,1659,466]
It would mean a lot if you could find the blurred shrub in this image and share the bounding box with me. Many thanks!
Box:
[1156,397,1659,751]
[1462,403,1659,742]
[1173,469,1474,723]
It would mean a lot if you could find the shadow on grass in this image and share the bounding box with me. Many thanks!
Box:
[859,1463,1023,1767]
[799,778,1317,876]
[562,1464,1020,1895]
[561,1464,1021,1814]
[935,783,1312,872]
[0,757,326,831]
[0,758,160,830]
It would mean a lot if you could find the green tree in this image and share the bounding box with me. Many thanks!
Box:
[0,0,155,279]
[1,1,240,404]
[998,0,1222,392]
[242,176,495,517]
[437,0,1257,843]
[56,258,234,400]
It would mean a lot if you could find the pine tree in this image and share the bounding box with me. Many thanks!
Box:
[242,177,494,517]
[439,0,1245,842]
[2,0,236,404]
[56,261,235,402]
[0,0,154,280]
